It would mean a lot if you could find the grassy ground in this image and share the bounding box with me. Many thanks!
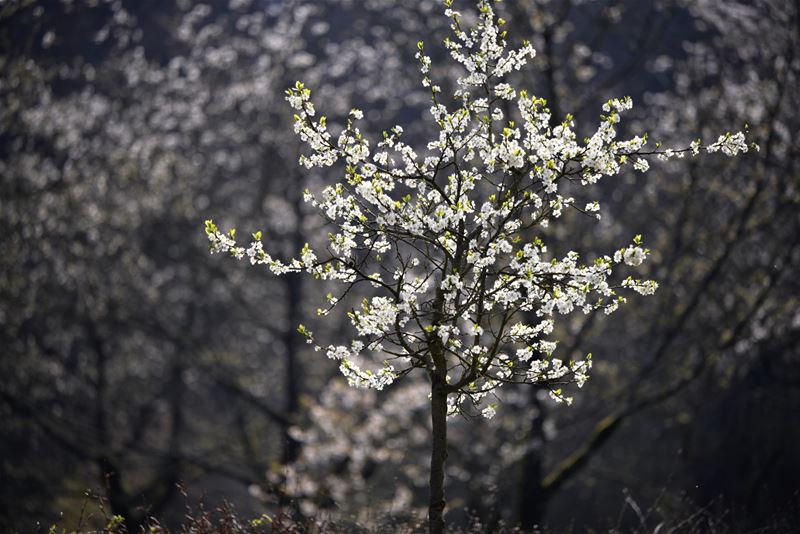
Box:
[37,491,800,534]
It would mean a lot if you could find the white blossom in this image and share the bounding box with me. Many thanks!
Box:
[207,0,750,416]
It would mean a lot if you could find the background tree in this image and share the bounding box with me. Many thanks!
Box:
[1,0,450,529]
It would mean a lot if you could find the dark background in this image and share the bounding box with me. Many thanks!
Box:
[1,0,798,531]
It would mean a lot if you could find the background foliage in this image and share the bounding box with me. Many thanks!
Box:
[1,0,798,531]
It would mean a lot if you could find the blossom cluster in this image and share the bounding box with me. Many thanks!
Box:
[207,0,751,414]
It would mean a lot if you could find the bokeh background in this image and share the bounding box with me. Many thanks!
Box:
[1,0,798,531]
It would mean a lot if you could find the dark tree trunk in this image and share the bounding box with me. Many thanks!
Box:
[428,374,448,534]
[278,191,304,512]
[518,387,548,529]
[282,180,305,467]
[282,270,302,466]
[89,320,127,519]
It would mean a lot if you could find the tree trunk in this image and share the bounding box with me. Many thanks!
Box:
[518,387,547,529]
[278,193,304,512]
[282,270,302,466]
[428,375,448,534]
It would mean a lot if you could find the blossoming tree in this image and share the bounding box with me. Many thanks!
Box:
[206,1,750,531]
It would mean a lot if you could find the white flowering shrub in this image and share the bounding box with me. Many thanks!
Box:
[206,1,751,529]
[208,0,749,411]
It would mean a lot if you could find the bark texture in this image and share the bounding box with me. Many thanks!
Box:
[428,375,448,534]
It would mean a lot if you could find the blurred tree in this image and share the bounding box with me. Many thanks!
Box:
[0,0,450,529]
